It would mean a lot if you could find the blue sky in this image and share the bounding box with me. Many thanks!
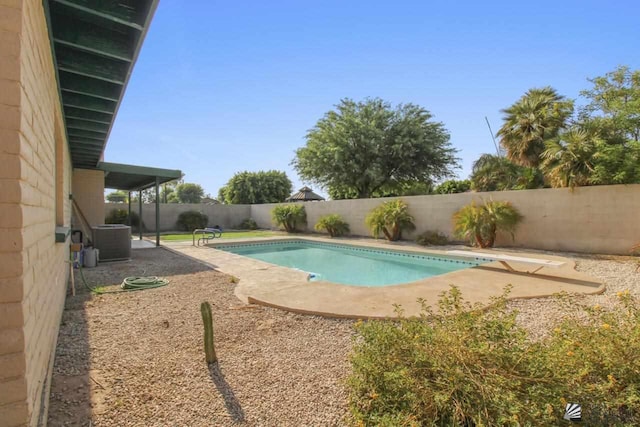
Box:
[105,0,640,198]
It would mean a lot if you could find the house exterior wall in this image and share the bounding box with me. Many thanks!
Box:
[0,0,72,425]
[72,169,105,227]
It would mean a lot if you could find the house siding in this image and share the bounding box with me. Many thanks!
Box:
[0,0,72,425]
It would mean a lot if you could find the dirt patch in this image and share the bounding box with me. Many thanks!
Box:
[48,247,353,426]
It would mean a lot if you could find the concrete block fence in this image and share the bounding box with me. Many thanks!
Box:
[106,184,640,254]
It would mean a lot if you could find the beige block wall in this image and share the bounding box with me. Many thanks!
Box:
[0,0,72,425]
[0,1,27,424]
[105,203,251,232]
[250,185,640,255]
[106,185,640,254]
[73,169,105,228]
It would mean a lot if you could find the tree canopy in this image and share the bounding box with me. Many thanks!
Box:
[218,170,292,204]
[434,179,471,194]
[479,66,640,191]
[292,98,459,199]
[105,190,128,203]
[496,87,573,168]
[469,154,543,192]
[175,183,205,203]
[580,65,640,143]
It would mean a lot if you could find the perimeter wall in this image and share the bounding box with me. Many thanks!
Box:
[106,184,640,254]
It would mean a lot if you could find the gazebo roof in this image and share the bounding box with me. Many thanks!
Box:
[286,186,325,202]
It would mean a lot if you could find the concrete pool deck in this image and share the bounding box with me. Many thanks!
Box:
[163,236,605,319]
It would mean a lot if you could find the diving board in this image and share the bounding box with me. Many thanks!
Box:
[447,250,565,274]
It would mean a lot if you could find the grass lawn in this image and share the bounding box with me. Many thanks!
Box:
[158,230,281,241]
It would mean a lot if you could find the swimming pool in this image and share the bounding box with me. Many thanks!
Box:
[215,240,484,287]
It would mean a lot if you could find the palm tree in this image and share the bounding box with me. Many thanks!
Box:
[470,154,543,191]
[497,87,574,168]
[453,199,523,248]
[365,199,415,241]
[541,128,597,188]
[470,154,519,191]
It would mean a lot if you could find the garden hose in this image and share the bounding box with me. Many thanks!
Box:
[121,276,169,291]
[77,259,169,294]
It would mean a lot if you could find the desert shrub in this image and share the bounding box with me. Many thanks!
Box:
[238,218,258,230]
[415,230,449,246]
[176,210,208,231]
[453,199,522,248]
[348,287,640,426]
[271,204,306,233]
[105,209,141,230]
[314,214,350,237]
[542,290,640,424]
[365,199,415,241]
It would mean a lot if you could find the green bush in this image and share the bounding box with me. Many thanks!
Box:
[453,199,523,248]
[105,209,141,231]
[365,199,415,241]
[271,204,306,233]
[348,287,640,426]
[238,218,258,230]
[415,230,449,246]
[176,210,208,231]
[314,214,350,237]
[434,179,471,194]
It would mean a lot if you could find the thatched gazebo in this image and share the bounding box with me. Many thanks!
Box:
[286,186,325,202]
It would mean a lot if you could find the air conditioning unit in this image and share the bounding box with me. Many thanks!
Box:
[92,225,131,261]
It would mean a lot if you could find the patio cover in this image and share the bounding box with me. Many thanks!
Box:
[99,162,182,247]
[44,0,160,169]
[99,161,182,191]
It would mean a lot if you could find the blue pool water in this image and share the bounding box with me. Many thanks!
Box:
[215,240,484,287]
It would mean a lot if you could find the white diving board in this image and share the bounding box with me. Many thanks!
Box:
[447,250,565,274]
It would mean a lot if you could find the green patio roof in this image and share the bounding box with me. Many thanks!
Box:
[45,0,159,169]
[99,161,182,191]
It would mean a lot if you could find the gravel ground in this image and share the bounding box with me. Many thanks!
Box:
[48,247,354,426]
[48,247,639,426]
[509,253,640,341]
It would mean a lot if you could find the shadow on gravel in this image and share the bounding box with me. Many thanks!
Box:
[209,363,245,423]
[47,288,93,426]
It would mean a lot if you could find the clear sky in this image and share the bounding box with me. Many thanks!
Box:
[105,0,640,198]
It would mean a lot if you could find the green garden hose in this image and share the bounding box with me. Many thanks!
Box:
[121,276,169,291]
[77,260,168,294]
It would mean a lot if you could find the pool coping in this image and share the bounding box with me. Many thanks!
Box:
[163,236,605,319]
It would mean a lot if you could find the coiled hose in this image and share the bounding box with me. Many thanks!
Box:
[76,256,168,294]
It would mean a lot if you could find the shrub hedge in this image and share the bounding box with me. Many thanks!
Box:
[348,287,640,426]
[176,210,208,231]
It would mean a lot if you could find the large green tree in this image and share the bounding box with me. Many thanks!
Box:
[292,98,458,199]
[580,65,640,143]
[175,183,205,203]
[497,87,573,168]
[589,140,640,185]
[105,190,128,203]
[218,170,292,204]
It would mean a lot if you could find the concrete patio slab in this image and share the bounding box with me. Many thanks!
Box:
[163,236,604,319]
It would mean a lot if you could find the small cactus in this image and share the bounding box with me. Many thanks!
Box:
[200,302,217,364]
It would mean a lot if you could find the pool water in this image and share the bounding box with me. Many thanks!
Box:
[216,240,484,287]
